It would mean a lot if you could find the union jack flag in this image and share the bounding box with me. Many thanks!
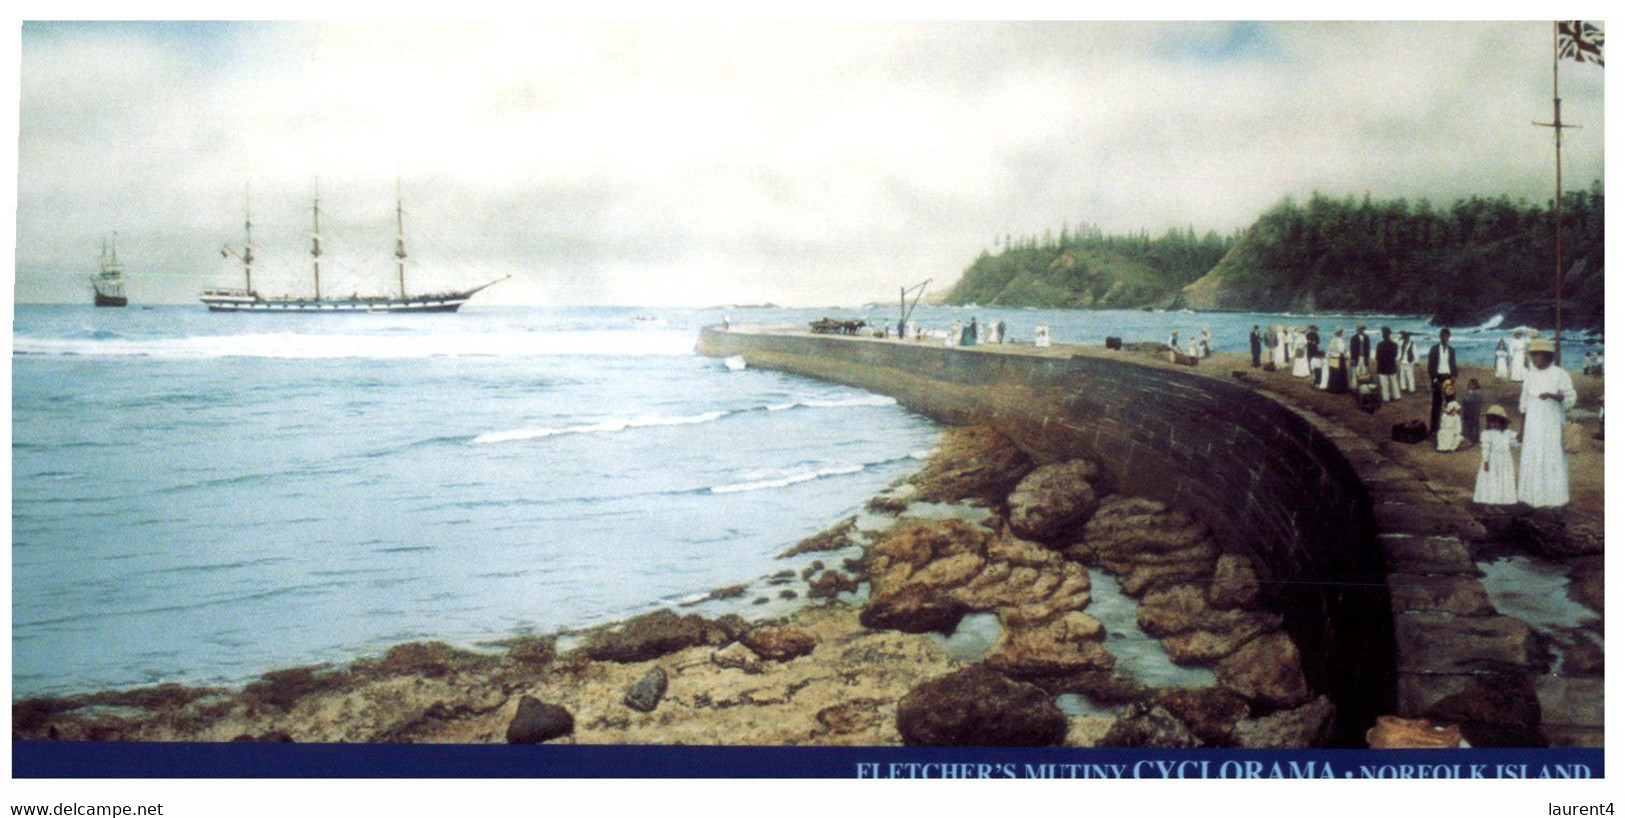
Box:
[1557,21,1604,66]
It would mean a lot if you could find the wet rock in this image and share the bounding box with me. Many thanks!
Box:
[1036,671,1149,708]
[709,642,764,674]
[800,561,826,581]
[1161,621,1280,666]
[1082,497,1218,596]
[1150,687,1250,747]
[375,642,464,677]
[1392,613,1540,673]
[896,667,1067,746]
[705,584,749,601]
[740,624,818,662]
[1552,630,1605,677]
[584,609,712,663]
[1510,511,1604,558]
[1215,632,1309,708]
[505,695,574,744]
[1098,702,1201,749]
[1234,696,1337,748]
[1566,556,1603,615]
[1207,554,1262,609]
[907,426,1034,503]
[778,517,859,558]
[807,570,861,600]
[1136,584,1276,638]
[1387,574,1496,616]
[984,612,1113,678]
[1380,536,1483,576]
[1006,460,1102,542]
[860,585,968,634]
[504,636,557,668]
[704,613,749,646]
[778,589,798,600]
[230,731,295,743]
[1423,672,1546,748]
[623,667,669,713]
[243,666,348,711]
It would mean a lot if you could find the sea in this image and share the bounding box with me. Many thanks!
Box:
[9,303,1580,697]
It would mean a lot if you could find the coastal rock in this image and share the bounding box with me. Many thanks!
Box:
[807,570,861,600]
[1161,620,1280,666]
[1006,460,1102,542]
[1081,496,1218,596]
[778,517,860,558]
[230,731,296,743]
[1098,702,1201,749]
[584,609,712,663]
[1207,554,1263,609]
[907,426,1035,503]
[1422,672,1546,748]
[895,667,1067,747]
[623,667,669,713]
[983,611,1113,678]
[505,696,574,744]
[704,614,750,646]
[243,666,348,712]
[1135,583,1282,664]
[741,625,818,662]
[1035,671,1149,708]
[1510,512,1605,558]
[1215,632,1310,708]
[1233,696,1337,749]
[1150,687,1250,747]
[1393,613,1539,673]
[800,561,826,581]
[709,642,765,674]
[815,700,887,737]
[860,585,968,634]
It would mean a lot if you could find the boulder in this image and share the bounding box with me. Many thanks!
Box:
[896,667,1067,746]
[709,642,764,674]
[1207,554,1263,609]
[860,585,969,635]
[1150,687,1250,747]
[584,609,712,662]
[907,427,1034,503]
[1098,702,1201,749]
[1422,672,1547,748]
[505,696,574,744]
[740,624,818,662]
[1510,511,1604,558]
[1215,632,1310,708]
[1006,460,1102,542]
[1233,696,1337,748]
[623,667,668,713]
[983,612,1113,678]
[807,570,861,600]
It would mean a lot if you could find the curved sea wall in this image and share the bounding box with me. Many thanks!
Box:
[698,327,1396,742]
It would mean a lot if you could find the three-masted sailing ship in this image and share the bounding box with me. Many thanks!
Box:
[91,234,128,307]
[200,180,506,313]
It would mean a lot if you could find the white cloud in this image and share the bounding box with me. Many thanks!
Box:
[14,20,1606,306]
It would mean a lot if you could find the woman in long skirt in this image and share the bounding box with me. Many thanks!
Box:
[1494,338,1511,379]
[1509,331,1528,382]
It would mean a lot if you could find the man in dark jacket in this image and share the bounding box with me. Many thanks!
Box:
[1349,324,1371,377]
[1427,329,1458,433]
[1375,326,1400,403]
[1249,325,1263,368]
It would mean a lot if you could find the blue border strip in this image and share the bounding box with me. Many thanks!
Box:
[12,742,1604,779]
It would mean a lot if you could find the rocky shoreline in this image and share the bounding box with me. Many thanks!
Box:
[12,426,1335,749]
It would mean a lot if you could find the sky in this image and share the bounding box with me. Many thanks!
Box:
[10,19,1608,307]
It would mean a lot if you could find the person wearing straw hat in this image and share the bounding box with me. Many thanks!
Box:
[1473,405,1519,505]
[1517,337,1577,507]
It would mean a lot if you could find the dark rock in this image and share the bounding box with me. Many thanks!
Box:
[859,585,968,634]
[230,731,295,743]
[1207,554,1262,609]
[1510,512,1604,558]
[705,584,749,601]
[1006,460,1102,542]
[740,624,818,662]
[807,570,861,600]
[1423,672,1547,748]
[1098,702,1201,748]
[1387,574,1496,616]
[623,667,669,713]
[983,612,1114,678]
[705,613,750,646]
[800,561,826,581]
[710,642,764,674]
[778,589,798,600]
[815,700,885,736]
[375,642,462,677]
[907,426,1035,503]
[778,517,859,558]
[896,667,1067,746]
[1215,632,1310,708]
[1234,696,1337,749]
[243,666,347,711]
[752,597,770,605]
[1380,536,1483,577]
[867,495,910,514]
[1150,687,1251,747]
[1035,671,1149,708]
[504,636,557,668]
[584,609,712,663]
[505,695,574,744]
[1393,613,1540,673]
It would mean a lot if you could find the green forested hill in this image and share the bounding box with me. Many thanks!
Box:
[944,225,1236,309]
[947,185,1604,328]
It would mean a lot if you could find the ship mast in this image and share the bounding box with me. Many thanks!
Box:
[311,176,323,301]
[395,176,408,299]
[242,185,255,295]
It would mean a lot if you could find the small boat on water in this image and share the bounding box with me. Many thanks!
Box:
[91,234,127,308]
[201,179,506,314]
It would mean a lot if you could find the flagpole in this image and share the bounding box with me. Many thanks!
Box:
[1552,22,1564,364]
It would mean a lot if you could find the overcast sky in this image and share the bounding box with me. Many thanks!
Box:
[11,20,1607,306]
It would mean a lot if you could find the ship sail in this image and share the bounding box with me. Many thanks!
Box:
[91,233,128,307]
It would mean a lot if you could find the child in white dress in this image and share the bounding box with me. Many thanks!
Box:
[1436,381,1464,451]
[1473,406,1518,504]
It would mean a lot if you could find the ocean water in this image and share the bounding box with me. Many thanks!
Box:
[7,301,1587,697]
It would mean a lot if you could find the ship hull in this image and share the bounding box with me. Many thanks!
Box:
[200,294,473,313]
[93,292,128,308]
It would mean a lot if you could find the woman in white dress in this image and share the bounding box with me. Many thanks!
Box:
[1508,331,1528,382]
[1493,338,1511,379]
[1517,338,1577,507]
[1319,328,1347,390]
[1290,328,1311,378]
[1273,325,1289,368]
[1473,405,1518,504]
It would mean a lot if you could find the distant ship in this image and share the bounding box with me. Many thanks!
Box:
[201,180,506,314]
[90,234,128,308]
